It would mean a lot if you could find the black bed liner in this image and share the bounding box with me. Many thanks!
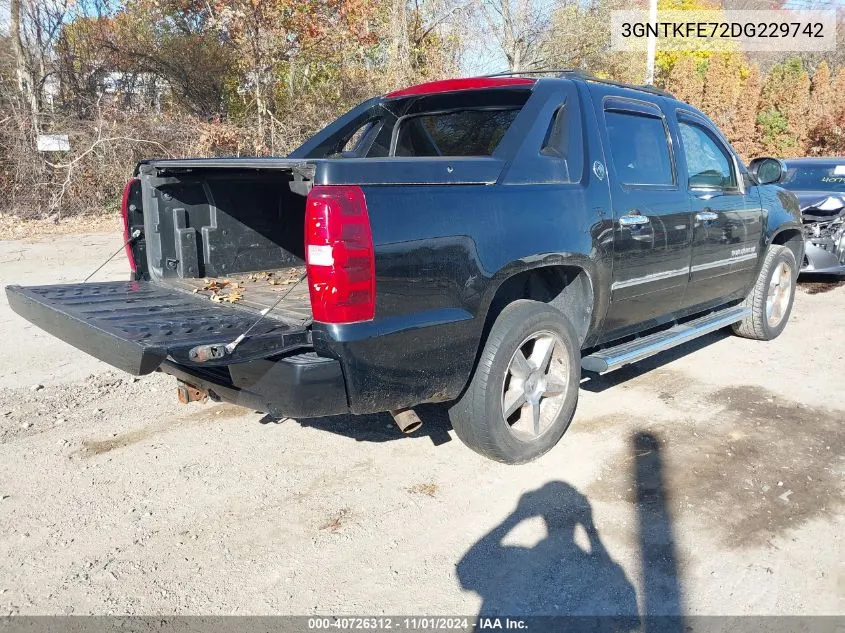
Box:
[6,281,310,375]
[165,267,311,323]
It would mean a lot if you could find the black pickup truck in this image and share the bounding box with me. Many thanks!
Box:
[6,72,804,463]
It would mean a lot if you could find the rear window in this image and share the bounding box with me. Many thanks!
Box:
[394,108,520,157]
[298,88,531,159]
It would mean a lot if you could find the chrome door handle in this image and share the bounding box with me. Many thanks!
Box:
[696,211,718,222]
[619,214,650,227]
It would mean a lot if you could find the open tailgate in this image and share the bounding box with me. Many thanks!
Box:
[6,281,310,375]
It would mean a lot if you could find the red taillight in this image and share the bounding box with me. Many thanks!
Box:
[305,185,375,324]
[121,178,139,272]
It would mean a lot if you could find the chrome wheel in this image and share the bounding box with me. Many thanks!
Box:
[766,261,792,328]
[501,331,570,440]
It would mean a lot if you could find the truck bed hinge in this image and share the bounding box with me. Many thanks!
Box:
[288,169,312,197]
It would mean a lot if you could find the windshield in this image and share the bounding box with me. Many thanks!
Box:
[783,163,845,191]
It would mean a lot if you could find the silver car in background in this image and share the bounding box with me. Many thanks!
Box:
[781,158,845,275]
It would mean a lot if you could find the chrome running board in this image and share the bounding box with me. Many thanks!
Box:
[581,306,750,374]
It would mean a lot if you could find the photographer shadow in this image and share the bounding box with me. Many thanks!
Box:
[456,432,683,632]
[456,481,640,630]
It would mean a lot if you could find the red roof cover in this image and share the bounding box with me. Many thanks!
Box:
[386,77,535,99]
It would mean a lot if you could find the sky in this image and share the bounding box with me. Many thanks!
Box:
[0,0,9,33]
[462,45,508,76]
[460,0,557,76]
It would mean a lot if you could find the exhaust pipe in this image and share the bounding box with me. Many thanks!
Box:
[390,408,423,434]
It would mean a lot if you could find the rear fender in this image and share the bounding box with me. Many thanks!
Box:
[480,256,604,348]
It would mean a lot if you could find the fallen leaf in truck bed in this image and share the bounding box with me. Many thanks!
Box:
[223,289,244,303]
[268,277,297,286]
[201,279,230,291]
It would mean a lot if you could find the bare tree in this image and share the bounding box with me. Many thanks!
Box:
[541,0,644,83]
[10,0,39,130]
[9,0,74,131]
[477,0,551,72]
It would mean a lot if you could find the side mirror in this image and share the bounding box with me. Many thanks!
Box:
[749,157,786,185]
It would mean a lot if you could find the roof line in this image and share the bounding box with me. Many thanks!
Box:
[484,69,675,99]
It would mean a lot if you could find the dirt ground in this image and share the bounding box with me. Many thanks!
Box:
[0,232,843,617]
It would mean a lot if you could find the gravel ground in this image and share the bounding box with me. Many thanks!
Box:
[0,232,843,617]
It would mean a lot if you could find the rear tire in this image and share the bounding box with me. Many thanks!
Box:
[449,300,580,464]
[732,244,797,341]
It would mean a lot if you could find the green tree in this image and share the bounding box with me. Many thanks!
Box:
[542,0,644,84]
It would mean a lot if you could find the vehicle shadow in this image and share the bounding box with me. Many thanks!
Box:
[275,402,454,446]
[277,329,730,445]
[797,273,845,295]
[456,431,683,631]
[579,329,730,393]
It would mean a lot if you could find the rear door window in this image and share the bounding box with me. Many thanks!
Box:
[393,108,521,157]
[605,110,675,187]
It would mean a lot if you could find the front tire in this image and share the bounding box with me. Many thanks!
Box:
[732,244,797,341]
[449,300,580,464]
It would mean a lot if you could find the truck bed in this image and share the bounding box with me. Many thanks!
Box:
[132,165,313,325]
[166,266,310,325]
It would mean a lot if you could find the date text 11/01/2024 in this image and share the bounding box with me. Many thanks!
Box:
[306,617,526,630]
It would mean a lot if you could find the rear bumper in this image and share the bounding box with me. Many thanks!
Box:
[159,352,350,419]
